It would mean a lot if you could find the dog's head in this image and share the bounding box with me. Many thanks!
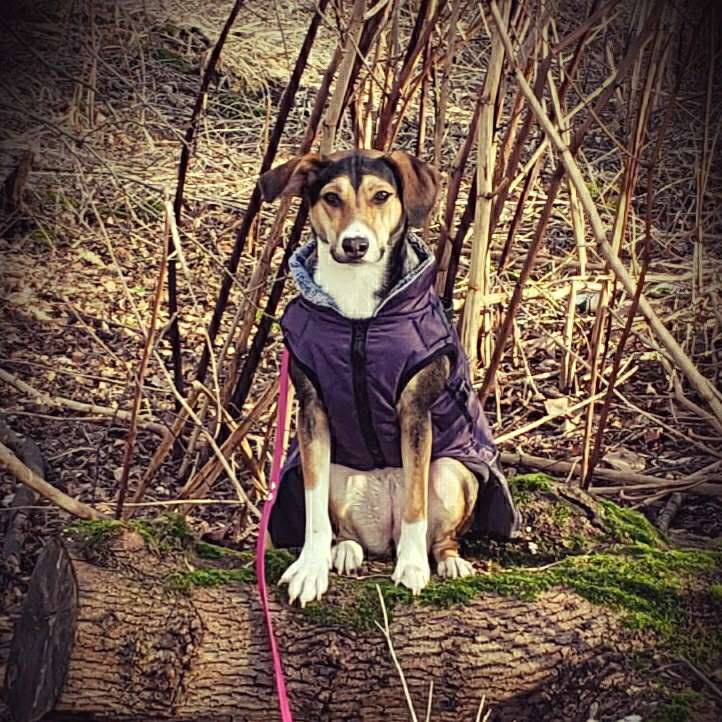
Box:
[258,149,439,264]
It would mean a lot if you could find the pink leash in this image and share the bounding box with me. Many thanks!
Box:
[256,347,294,722]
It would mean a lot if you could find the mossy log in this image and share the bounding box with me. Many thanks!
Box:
[4,480,721,722]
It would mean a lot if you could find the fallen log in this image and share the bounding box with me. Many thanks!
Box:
[4,537,619,722]
[4,481,721,722]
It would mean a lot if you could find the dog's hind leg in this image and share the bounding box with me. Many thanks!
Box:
[428,458,478,579]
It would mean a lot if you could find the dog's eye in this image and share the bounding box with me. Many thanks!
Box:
[373,190,391,204]
[323,192,341,207]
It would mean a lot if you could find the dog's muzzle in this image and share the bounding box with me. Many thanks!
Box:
[340,236,369,261]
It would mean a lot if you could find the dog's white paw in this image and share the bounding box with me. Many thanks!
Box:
[392,555,431,595]
[279,548,331,607]
[437,556,474,580]
[331,540,364,575]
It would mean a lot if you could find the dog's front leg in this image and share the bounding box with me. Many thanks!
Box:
[279,362,333,606]
[393,357,449,595]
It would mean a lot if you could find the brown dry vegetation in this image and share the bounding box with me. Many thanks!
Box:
[1,0,721,720]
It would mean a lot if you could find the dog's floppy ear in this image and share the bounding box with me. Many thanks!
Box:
[388,150,440,226]
[258,153,327,202]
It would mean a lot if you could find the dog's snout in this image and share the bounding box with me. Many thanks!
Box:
[341,236,369,259]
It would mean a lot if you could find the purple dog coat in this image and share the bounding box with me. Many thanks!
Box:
[268,233,520,547]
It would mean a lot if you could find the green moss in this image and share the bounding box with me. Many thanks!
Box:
[66,519,125,546]
[194,541,231,560]
[129,513,195,552]
[291,543,721,657]
[601,500,665,547]
[510,473,554,507]
[67,514,196,555]
[301,578,412,630]
[650,690,705,722]
[422,566,552,606]
[510,472,553,493]
[264,549,296,585]
[67,514,721,665]
[567,533,588,553]
[166,567,254,593]
[551,501,573,524]
[419,545,721,662]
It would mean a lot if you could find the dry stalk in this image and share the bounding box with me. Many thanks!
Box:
[560,282,577,392]
[221,43,344,409]
[490,53,535,234]
[180,380,277,501]
[459,0,509,367]
[167,0,247,398]
[499,451,721,497]
[487,0,722,430]
[441,173,477,307]
[230,5,387,413]
[479,5,657,402]
[433,0,463,168]
[320,0,366,155]
[374,0,443,150]
[195,0,330,387]
[580,9,663,484]
[129,386,201,510]
[497,363,637,445]
[435,94,483,296]
[548,20,587,277]
[693,21,717,301]
[582,13,687,488]
[494,0,607,270]
[154,351,260,518]
[114,200,170,519]
[488,32,552,241]
[475,695,492,722]
[415,40,431,159]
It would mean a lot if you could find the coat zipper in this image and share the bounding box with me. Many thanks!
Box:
[351,320,387,468]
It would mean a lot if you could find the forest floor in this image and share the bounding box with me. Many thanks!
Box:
[0,0,721,720]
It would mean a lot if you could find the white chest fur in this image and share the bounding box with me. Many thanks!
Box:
[314,244,386,319]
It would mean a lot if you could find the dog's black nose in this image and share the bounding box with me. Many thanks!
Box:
[341,236,369,259]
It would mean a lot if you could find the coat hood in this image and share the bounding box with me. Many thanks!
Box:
[287,232,437,317]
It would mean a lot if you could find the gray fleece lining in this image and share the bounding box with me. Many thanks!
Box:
[288,232,434,316]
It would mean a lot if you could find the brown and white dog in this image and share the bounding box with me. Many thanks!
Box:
[259,149,507,607]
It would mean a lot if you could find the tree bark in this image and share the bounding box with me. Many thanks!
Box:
[4,531,631,722]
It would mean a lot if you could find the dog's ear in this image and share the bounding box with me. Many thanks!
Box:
[258,153,327,202]
[388,151,440,226]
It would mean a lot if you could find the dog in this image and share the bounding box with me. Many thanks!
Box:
[259,149,520,607]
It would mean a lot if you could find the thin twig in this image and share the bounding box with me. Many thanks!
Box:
[374,585,419,722]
